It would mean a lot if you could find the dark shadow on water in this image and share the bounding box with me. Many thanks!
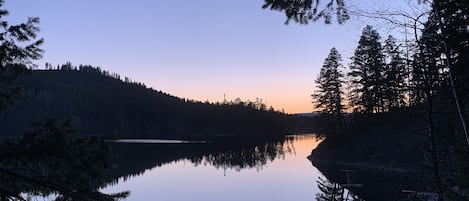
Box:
[1,133,311,200]
[310,160,438,201]
[315,176,364,201]
[106,137,297,183]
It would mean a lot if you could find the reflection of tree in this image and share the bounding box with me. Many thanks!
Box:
[190,140,292,172]
[107,136,308,183]
[316,177,344,201]
[315,176,364,201]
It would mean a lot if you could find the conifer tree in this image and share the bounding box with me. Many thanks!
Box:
[315,177,344,201]
[0,0,43,111]
[348,25,386,113]
[0,1,128,200]
[262,0,349,24]
[410,15,442,105]
[312,47,345,128]
[432,0,469,146]
[383,35,406,110]
[413,1,469,197]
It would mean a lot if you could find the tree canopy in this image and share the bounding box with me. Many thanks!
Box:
[262,0,349,24]
[0,0,43,111]
[312,47,345,130]
[309,0,469,198]
[0,2,128,200]
[348,25,386,113]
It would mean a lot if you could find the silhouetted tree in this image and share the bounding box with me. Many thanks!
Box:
[432,0,469,146]
[0,0,43,111]
[348,25,386,113]
[383,35,406,110]
[0,2,128,200]
[262,0,349,24]
[312,47,345,129]
[411,1,469,199]
[410,14,443,106]
[0,66,295,140]
[300,0,469,199]
[0,119,129,201]
[411,14,450,200]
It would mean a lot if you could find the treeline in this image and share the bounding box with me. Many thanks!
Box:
[311,1,468,199]
[0,64,297,140]
[44,62,147,87]
[312,1,468,133]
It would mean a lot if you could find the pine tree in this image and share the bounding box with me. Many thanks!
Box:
[383,35,406,110]
[432,0,469,146]
[0,0,43,111]
[262,0,349,24]
[0,1,128,200]
[312,47,345,128]
[315,177,344,201]
[413,1,469,198]
[410,16,442,105]
[432,0,469,101]
[348,25,386,113]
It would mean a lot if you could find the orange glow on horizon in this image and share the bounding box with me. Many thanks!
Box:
[155,77,318,113]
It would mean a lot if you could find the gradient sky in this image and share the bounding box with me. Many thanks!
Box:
[4,0,428,113]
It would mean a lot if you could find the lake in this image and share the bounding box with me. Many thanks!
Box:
[102,134,357,201]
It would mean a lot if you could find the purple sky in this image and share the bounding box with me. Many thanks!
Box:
[4,0,429,113]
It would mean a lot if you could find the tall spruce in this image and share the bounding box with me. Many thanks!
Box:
[348,25,386,113]
[417,1,469,198]
[432,0,469,146]
[411,11,451,200]
[383,35,406,110]
[411,14,443,105]
[312,47,345,128]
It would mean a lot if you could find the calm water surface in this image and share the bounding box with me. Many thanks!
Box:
[103,134,327,201]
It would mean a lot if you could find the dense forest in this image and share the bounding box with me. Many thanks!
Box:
[0,64,299,140]
[309,0,469,199]
[1,0,468,200]
[0,0,318,199]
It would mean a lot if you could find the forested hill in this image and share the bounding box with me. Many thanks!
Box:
[0,67,295,140]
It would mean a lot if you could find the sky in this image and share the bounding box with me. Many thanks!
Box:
[3,0,429,113]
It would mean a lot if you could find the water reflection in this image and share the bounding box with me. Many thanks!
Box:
[311,160,428,201]
[107,137,298,181]
[315,176,364,201]
[3,131,438,201]
[104,134,324,201]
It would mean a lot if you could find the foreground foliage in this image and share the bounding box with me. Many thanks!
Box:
[0,119,129,201]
